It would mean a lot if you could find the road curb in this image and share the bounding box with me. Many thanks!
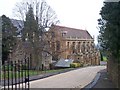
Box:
[84,72,101,89]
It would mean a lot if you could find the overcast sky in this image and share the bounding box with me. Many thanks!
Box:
[0,0,104,44]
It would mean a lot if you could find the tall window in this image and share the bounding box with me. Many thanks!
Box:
[87,42,90,52]
[72,42,75,49]
[67,42,70,49]
[72,42,75,53]
[83,42,86,52]
[56,41,60,50]
[81,42,85,53]
[51,32,55,38]
[78,42,80,53]
[91,42,94,51]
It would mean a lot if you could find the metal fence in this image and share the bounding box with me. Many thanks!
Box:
[0,59,2,90]
[1,57,30,90]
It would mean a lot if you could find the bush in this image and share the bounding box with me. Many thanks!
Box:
[70,63,81,68]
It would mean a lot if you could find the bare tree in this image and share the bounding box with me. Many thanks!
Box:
[13,0,59,29]
[13,0,59,70]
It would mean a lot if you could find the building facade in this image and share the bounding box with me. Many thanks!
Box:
[11,37,52,70]
[48,25,100,66]
[10,24,100,69]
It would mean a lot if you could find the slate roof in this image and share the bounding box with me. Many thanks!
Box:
[11,19,24,31]
[52,25,93,39]
[55,59,73,67]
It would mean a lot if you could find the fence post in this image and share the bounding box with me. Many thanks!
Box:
[14,61,17,89]
[25,58,27,90]
[27,57,30,89]
[10,61,13,90]
[7,61,9,90]
[21,60,23,90]
[0,58,2,89]
[0,16,2,90]
[18,60,20,90]
[3,61,6,90]
[2,59,30,90]
[0,59,2,90]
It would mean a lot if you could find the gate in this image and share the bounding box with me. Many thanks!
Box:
[1,57,30,90]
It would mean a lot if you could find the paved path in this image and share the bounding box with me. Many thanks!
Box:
[30,66,106,88]
[100,61,107,65]
[92,69,116,88]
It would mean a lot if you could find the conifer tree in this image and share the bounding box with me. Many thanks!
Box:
[98,2,120,62]
[2,15,17,63]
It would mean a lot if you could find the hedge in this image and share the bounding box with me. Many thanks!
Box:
[70,63,81,68]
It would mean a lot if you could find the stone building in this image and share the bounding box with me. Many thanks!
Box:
[10,24,100,69]
[47,25,100,66]
[10,19,53,70]
[11,37,52,70]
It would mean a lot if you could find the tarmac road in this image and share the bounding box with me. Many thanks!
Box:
[30,66,106,88]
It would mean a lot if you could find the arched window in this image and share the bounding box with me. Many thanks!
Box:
[67,42,70,48]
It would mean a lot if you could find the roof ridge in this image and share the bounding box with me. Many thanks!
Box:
[51,25,93,39]
[54,25,86,31]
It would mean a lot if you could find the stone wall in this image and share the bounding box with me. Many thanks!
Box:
[107,56,120,88]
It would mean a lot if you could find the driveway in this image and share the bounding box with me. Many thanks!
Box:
[100,61,107,65]
[30,66,106,88]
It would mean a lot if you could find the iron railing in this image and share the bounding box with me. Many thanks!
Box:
[1,57,30,90]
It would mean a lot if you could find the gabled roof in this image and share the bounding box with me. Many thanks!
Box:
[51,25,93,39]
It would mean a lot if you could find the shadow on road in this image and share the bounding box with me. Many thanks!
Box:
[83,68,117,89]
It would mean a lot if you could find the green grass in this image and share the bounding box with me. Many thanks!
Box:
[1,68,72,79]
[1,70,30,79]
[103,56,108,61]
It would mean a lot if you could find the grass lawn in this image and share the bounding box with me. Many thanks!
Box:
[103,56,108,61]
[1,68,72,79]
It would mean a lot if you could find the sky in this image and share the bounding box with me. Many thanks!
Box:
[0,0,104,44]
